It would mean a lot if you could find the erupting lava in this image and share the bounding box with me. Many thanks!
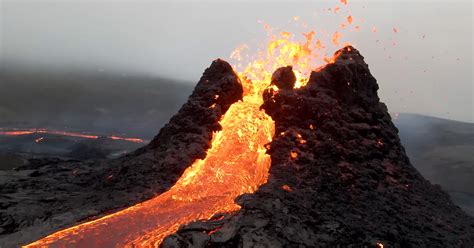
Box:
[27,2,360,247]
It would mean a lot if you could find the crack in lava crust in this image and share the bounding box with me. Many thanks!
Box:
[25,82,275,247]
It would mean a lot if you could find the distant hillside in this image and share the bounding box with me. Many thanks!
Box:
[0,132,143,170]
[0,68,193,137]
[394,113,474,216]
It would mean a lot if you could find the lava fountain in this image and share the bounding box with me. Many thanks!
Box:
[26,3,358,246]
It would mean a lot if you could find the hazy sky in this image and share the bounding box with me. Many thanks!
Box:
[1,0,473,122]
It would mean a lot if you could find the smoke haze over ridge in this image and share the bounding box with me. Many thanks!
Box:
[0,0,472,124]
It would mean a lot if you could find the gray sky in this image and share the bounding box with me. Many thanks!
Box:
[1,0,473,122]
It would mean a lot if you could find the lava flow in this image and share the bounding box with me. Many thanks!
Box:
[0,128,144,143]
[26,2,359,246]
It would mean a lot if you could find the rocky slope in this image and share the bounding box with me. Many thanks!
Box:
[162,47,474,247]
[395,113,474,216]
[0,59,242,247]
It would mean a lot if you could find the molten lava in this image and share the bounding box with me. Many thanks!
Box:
[26,1,363,246]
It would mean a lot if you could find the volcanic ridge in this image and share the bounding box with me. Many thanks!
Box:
[161,46,474,247]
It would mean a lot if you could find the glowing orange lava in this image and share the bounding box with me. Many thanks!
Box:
[26,1,362,246]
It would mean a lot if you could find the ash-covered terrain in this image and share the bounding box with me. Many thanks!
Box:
[0,47,473,247]
[0,68,192,138]
[0,132,144,169]
[395,114,474,217]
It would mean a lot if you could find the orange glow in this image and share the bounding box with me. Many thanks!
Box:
[282,185,293,192]
[332,31,342,45]
[340,0,348,5]
[109,136,144,143]
[0,128,144,143]
[46,130,99,139]
[315,39,324,49]
[290,151,298,159]
[0,131,35,135]
[347,15,353,24]
[26,1,360,246]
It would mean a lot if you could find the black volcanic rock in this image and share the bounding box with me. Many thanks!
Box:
[162,47,474,247]
[147,58,243,153]
[0,59,242,247]
[67,138,110,160]
[271,65,296,90]
[109,59,242,188]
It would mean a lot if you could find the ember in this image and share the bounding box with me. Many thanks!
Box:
[281,185,293,192]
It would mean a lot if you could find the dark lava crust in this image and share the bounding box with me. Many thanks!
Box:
[162,47,474,247]
[0,59,242,247]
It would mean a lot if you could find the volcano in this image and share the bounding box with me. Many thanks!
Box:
[161,47,474,247]
[1,47,473,247]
